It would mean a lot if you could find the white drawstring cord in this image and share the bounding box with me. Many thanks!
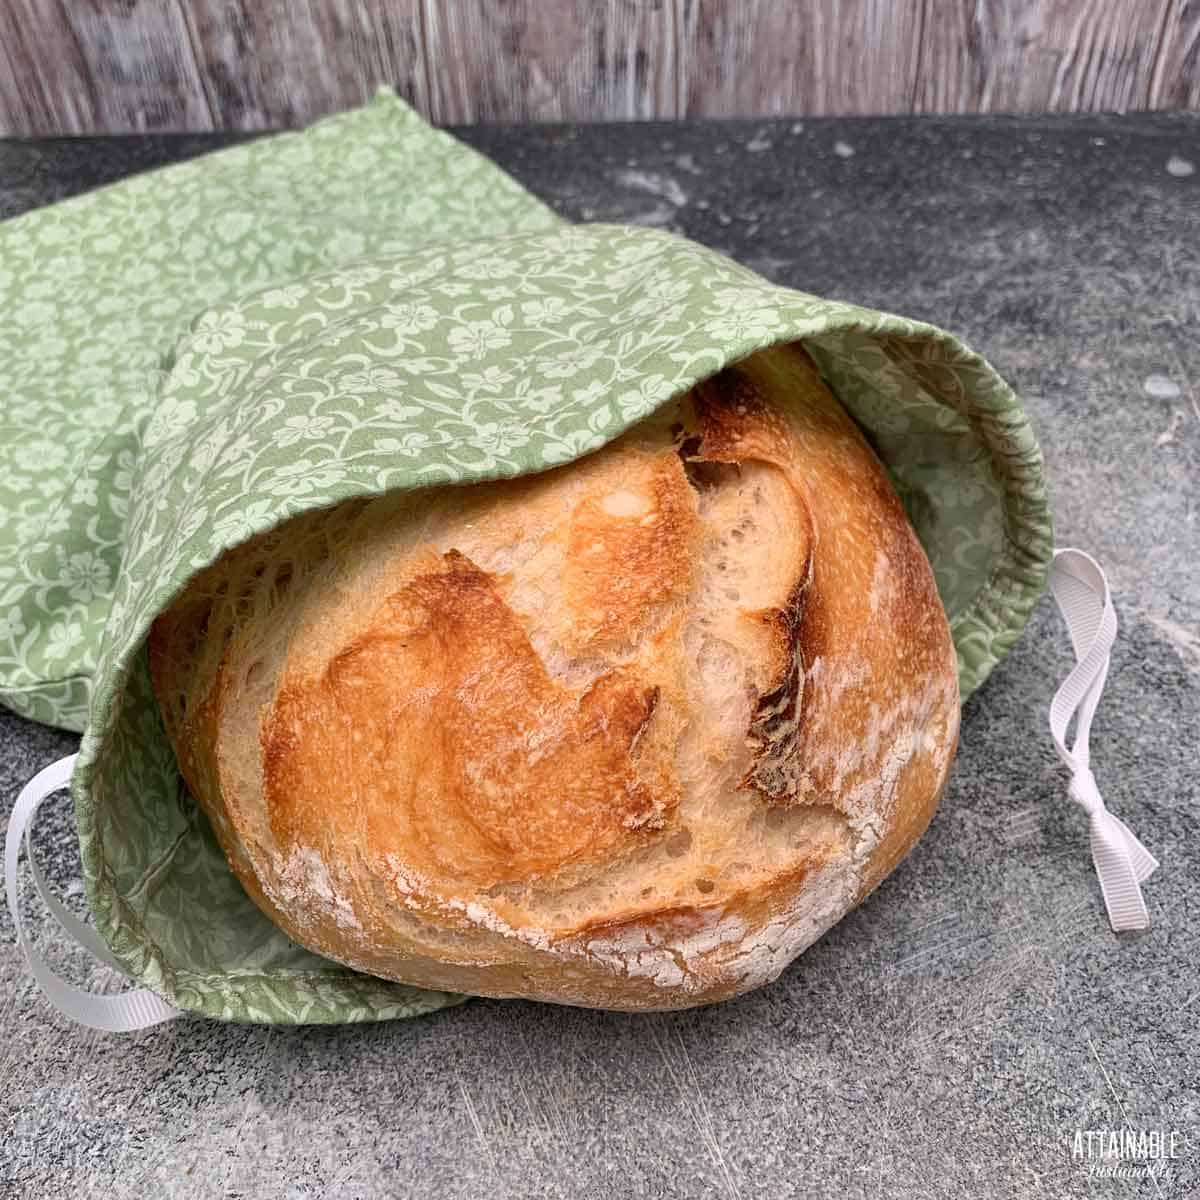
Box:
[4,753,182,1031]
[1047,549,1157,931]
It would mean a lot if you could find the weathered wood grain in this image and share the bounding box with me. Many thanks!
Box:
[0,0,212,135]
[178,0,429,131]
[0,0,1196,135]
[911,0,1175,114]
[678,0,926,117]
[422,0,679,124]
[1150,0,1200,109]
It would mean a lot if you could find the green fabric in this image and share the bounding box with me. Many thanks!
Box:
[0,92,1052,1024]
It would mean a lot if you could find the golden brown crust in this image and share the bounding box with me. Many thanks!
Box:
[147,339,960,1010]
[263,547,671,887]
[564,449,697,652]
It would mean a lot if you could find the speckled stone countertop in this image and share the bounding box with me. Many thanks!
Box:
[3,113,1198,1200]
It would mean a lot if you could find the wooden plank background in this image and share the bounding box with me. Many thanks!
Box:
[0,0,1197,135]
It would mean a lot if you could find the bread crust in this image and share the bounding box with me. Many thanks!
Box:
[148,342,959,1010]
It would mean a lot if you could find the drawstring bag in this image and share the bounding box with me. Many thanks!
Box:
[1,92,1156,1031]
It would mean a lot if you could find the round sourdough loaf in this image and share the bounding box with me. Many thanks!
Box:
[148,343,960,1010]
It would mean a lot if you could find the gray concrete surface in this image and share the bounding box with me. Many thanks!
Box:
[2,112,1198,1199]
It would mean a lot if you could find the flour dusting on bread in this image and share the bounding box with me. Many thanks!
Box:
[147,341,959,1011]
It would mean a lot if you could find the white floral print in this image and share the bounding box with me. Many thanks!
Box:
[264,459,345,497]
[473,420,532,456]
[447,319,512,357]
[55,549,112,604]
[380,302,439,334]
[211,498,280,544]
[191,308,247,355]
[703,306,784,340]
[339,365,404,393]
[12,438,69,472]
[375,431,437,457]
[537,345,605,379]
[0,91,1051,1030]
[0,605,25,641]
[44,618,83,661]
[273,414,336,447]
[260,283,308,309]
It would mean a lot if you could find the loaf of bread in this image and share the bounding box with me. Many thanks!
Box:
[148,343,959,1010]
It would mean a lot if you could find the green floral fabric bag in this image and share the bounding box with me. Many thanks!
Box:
[3,92,1059,1028]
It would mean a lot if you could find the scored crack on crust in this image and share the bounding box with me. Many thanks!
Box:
[147,340,960,1011]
